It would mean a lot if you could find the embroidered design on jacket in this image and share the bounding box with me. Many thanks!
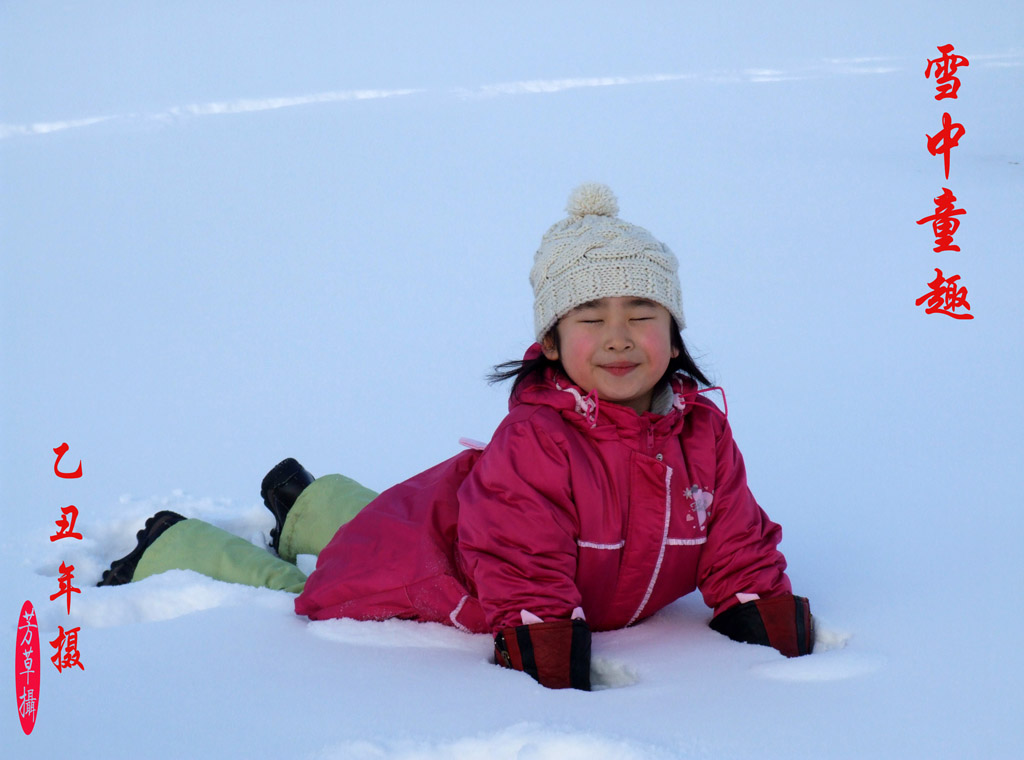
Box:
[684,484,714,530]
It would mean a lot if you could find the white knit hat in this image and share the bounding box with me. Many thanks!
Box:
[530,182,685,341]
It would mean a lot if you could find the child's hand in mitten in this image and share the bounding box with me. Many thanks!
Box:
[494,617,591,690]
[710,594,814,657]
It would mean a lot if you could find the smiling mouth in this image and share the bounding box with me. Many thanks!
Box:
[600,363,639,376]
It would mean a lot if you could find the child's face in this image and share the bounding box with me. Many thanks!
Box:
[542,296,679,414]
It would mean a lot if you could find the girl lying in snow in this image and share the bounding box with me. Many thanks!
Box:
[98,183,814,689]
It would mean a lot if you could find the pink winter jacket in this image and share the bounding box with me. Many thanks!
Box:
[295,351,791,634]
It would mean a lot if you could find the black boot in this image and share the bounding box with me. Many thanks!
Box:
[261,458,315,553]
[97,510,186,586]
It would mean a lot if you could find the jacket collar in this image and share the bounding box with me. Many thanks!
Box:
[510,343,713,442]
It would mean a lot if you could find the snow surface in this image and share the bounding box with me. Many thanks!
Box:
[2,2,1023,757]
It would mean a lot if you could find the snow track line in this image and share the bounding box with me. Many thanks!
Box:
[3,50,1021,141]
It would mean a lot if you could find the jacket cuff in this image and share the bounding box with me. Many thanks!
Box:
[494,618,591,690]
[709,594,814,657]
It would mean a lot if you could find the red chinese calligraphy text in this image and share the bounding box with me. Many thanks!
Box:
[926,112,965,180]
[53,442,83,479]
[916,187,966,252]
[50,504,84,541]
[49,561,81,614]
[915,268,974,320]
[925,44,969,100]
[49,625,85,673]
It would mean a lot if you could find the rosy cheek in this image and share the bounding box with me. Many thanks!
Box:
[565,344,592,367]
[563,333,595,356]
[636,332,664,352]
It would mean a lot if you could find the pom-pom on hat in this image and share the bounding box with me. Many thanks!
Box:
[530,182,685,341]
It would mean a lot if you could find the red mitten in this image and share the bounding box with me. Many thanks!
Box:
[709,594,814,657]
[494,618,591,690]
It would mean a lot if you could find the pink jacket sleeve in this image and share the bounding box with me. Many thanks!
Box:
[696,413,792,615]
[456,414,582,632]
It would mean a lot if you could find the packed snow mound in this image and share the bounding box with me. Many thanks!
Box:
[314,722,681,760]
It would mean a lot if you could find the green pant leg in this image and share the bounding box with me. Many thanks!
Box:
[133,519,308,593]
[277,473,378,562]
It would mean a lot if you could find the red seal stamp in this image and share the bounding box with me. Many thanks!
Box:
[15,600,41,735]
